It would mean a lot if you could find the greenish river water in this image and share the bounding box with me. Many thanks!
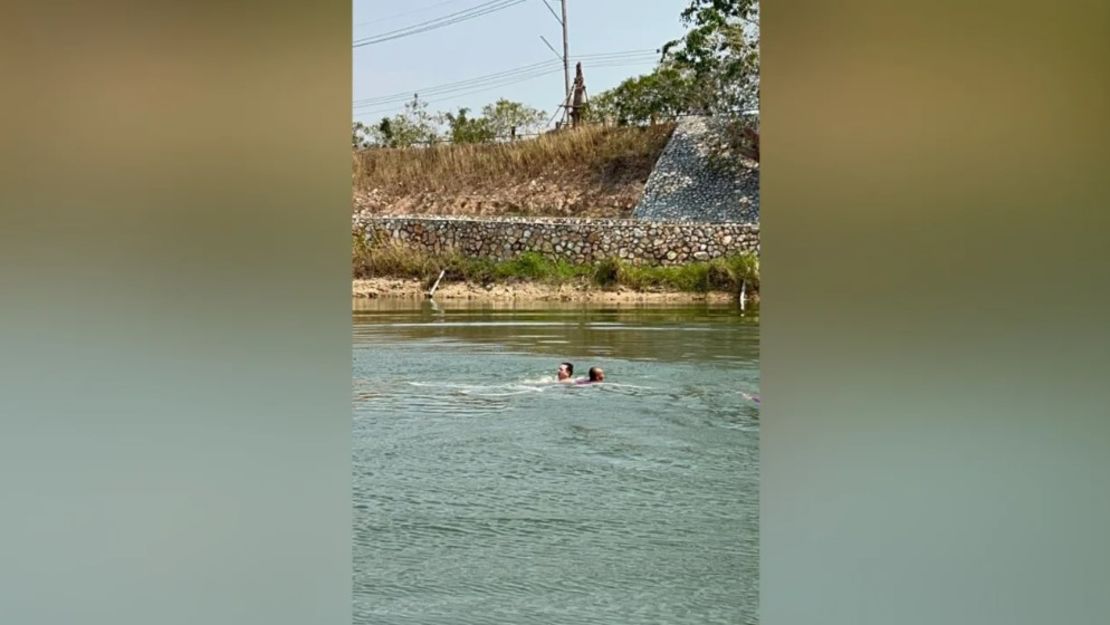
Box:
[353,299,759,625]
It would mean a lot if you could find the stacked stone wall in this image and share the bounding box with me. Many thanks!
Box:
[354,214,759,266]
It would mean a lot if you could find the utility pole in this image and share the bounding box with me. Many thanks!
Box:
[561,0,570,122]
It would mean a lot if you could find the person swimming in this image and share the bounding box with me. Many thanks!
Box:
[576,367,605,385]
[556,362,575,383]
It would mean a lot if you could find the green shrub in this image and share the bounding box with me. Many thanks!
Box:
[497,252,550,280]
[728,253,760,291]
[592,257,623,287]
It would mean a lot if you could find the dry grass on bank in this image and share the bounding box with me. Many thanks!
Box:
[352,124,675,197]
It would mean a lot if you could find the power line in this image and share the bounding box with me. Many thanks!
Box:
[355,59,658,117]
[579,57,658,68]
[539,0,562,25]
[356,0,514,38]
[353,55,657,111]
[353,63,655,115]
[577,51,659,60]
[353,50,658,107]
[354,0,472,28]
[354,61,562,107]
[353,0,526,48]
[355,67,565,115]
[355,75,564,116]
[539,35,563,62]
[353,58,659,117]
[354,0,524,47]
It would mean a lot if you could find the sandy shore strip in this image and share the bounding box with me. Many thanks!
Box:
[353,278,750,304]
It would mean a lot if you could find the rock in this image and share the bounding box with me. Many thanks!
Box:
[630,116,760,222]
[356,214,759,274]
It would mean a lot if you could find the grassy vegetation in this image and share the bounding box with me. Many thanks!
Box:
[352,124,675,196]
[353,236,759,296]
[597,254,760,293]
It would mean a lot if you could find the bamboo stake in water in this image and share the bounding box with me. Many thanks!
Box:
[740,280,747,311]
[426,269,446,298]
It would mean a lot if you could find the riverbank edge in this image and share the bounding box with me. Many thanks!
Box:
[353,278,755,304]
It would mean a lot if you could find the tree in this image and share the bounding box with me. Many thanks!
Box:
[481,99,546,141]
[582,1,759,127]
[377,118,394,146]
[662,0,760,115]
[352,121,373,149]
[664,0,760,161]
[441,107,496,144]
[373,95,440,148]
[585,65,695,126]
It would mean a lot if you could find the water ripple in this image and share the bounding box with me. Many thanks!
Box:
[354,305,759,625]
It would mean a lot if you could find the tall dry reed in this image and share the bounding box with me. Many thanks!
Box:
[352,124,674,195]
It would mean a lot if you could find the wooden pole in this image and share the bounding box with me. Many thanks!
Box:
[426,268,444,297]
[570,62,586,127]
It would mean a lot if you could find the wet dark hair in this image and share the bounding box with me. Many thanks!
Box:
[560,362,574,375]
[588,367,603,382]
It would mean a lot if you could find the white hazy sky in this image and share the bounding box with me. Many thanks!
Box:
[352,0,691,126]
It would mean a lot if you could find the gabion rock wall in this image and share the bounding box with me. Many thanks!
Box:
[632,116,759,223]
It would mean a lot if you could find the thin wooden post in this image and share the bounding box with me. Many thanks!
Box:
[426,269,446,298]
[570,62,586,127]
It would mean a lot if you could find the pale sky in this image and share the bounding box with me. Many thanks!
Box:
[352,0,691,126]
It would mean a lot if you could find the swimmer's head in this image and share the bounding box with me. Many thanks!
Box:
[588,367,605,382]
[557,362,574,381]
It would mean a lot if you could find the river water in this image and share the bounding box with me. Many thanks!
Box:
[353,299,759,625]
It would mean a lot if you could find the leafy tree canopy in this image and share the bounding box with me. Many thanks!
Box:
[663,0,760,115]
[441,107,496,144]
[481,99,547,141]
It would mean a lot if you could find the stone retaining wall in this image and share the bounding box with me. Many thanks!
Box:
[354,214,759,266]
